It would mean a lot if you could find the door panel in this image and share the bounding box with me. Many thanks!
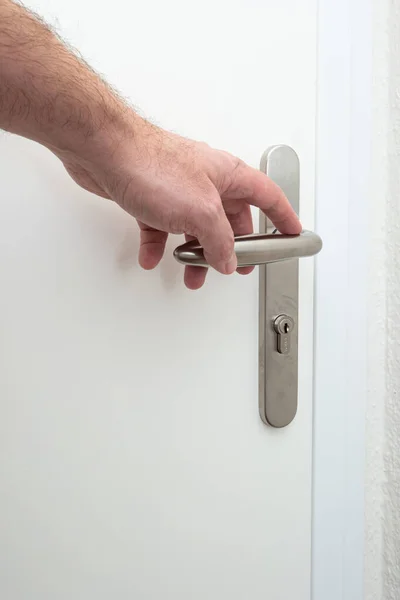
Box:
[0,1,317,598]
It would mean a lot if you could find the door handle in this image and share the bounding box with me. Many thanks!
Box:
[173,145,321,429]
[173,230,322,267]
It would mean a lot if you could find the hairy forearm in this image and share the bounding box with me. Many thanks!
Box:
[0,0,138,159]
[0,2,301,287]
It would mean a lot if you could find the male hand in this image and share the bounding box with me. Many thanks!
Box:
[59,122,301,289]
[0,0,301,289]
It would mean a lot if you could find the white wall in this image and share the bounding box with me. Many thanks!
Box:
[366,0,400,599]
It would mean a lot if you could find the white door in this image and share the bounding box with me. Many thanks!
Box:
[0,1,317,598]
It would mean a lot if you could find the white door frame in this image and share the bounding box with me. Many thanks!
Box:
[313,0,371,597]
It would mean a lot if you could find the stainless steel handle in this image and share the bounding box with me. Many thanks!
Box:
[173,230,322,267]
[172,144,321,430]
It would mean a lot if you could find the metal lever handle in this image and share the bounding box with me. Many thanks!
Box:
[173,230,322,268]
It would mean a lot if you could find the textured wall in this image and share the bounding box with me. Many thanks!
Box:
[383,4,400,597]
[383,2,400,597]
[366,1,400,598]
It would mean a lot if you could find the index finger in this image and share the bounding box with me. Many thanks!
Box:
[232,166,302,234]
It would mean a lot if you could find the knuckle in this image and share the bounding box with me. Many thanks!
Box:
[222,158,248,194]
[195,140,212,155]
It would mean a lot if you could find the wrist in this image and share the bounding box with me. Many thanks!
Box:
[49,101,154,202]
[48,91,139,159]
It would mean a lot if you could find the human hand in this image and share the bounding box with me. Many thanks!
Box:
[0,2,300,288]
[60,119,301,289]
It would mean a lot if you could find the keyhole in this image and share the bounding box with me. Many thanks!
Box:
[284,322,290,333]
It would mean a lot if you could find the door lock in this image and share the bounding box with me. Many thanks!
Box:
[274,314,294,355]
[173,145,322,428]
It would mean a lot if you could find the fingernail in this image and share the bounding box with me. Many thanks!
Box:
[225,254,237,274]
